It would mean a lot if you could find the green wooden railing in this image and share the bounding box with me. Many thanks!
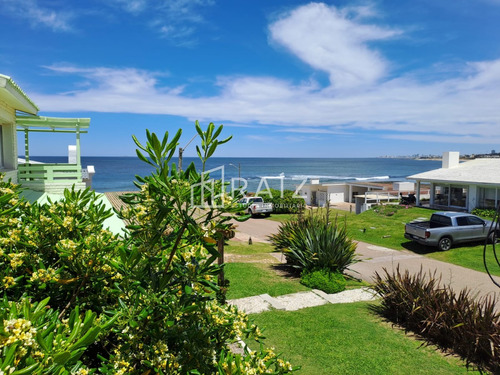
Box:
[18,163,82,183]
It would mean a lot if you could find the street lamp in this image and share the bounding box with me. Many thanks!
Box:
[178,134,198,171]
[229,163,241,181]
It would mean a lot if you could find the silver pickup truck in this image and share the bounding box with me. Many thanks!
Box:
[404,211,498,251]
[238,197,273,217]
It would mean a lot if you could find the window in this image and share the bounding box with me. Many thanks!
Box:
[430,214,452,228]
[478,187,498,208]
[434,185,449,205]
[467,216,484,226]
[433,184,467,208]
[450,186,467,208]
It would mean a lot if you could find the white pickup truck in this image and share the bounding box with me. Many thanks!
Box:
[238,197,273,217]
[404,211,498,251]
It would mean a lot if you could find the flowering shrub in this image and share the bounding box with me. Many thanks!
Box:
[0,297,116,375]
[0,184,124,313]
[0,121,297,374]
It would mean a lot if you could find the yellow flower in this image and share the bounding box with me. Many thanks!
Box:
[8,253,24,268]
[29,268,59,283]
[1,318,37,348]
[2,276,16,288]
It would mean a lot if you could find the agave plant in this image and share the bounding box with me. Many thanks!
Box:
[269,213,358,273]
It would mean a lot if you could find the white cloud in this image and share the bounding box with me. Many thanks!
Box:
[30,3,500,147]
[33,59,500,145]
[112,0,214,44]
[112,0,148,14]
[269,3,402,88]
[0,0,74,32]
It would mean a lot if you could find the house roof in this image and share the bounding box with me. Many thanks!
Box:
[408,158,500,185]
[0,74,39,114]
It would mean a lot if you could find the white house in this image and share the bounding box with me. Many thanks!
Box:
[298,179,390,207]
[409,151,500,212]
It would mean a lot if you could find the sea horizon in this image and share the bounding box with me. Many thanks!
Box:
[24,155,439,159]
[23,156,443,193]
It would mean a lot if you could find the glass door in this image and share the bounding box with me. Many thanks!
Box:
[450,186,467,208]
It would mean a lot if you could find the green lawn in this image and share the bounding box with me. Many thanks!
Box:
[224,240,367,300]
[225,239,480,374]
[225,240,277,256]
[225,262,309,299]
[267,206,500,276]
[249,303,477,375]
[224,240,308,300]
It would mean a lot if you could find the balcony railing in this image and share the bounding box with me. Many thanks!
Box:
[18,163,82,183]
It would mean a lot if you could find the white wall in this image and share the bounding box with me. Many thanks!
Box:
[327,184,346,203]
[0,98,18,181]
[298,185,313,205]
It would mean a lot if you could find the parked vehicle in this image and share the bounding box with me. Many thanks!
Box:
[400,193,416,205]
[404,211,499,251]
[238,196,273,217]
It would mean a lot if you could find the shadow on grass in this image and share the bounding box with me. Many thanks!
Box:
[270,263,301,279]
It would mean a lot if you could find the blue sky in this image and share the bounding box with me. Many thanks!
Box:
[2,0,500,157]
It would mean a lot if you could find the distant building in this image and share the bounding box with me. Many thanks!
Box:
[297,180,423,214]
[409,151,500,212]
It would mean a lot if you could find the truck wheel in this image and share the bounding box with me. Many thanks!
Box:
[264,213,270,217]
[438,237,452,251]
[247,209,254,217]
[488,231,499,244]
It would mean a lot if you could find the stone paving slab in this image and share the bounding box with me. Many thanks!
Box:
[228,288,379,314]
[312,288,378,304]
[274,291,329,311]
[229,295,272,314]
[260,293,286,310]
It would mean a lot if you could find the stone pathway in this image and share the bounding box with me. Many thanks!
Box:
[228,287,378,314]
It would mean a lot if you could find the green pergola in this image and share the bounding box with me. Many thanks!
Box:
[16,115,90,185]
[16,115,90,163]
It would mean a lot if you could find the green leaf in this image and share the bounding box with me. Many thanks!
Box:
[212,124,223,140]
[53,351,72,365]
[11,363,40,375]
[195,120,203,137]
[207,140,218,158]
[218,135,233,145]
[68,327,101,351]
[2,343,18,367]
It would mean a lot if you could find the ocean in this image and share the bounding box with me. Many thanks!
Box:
[28,156,442,193]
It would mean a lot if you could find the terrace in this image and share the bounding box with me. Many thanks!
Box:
[16,114,91,193]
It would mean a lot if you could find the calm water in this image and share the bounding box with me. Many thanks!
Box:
[28,156,442,193]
